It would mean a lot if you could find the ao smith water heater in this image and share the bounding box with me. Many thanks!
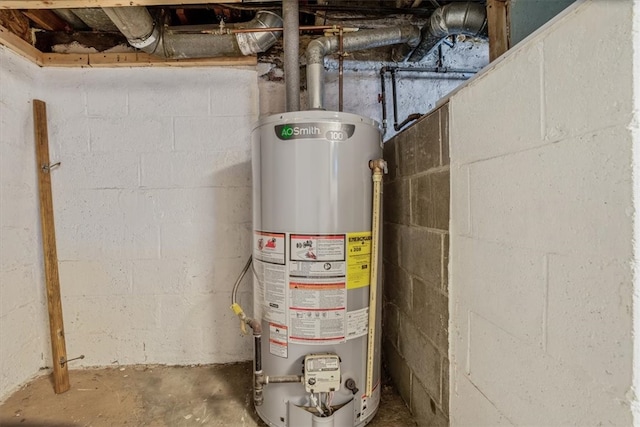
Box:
[232,110,386,427]
[229,6,402,425]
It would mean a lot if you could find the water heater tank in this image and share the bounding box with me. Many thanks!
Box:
[251,111,383,427]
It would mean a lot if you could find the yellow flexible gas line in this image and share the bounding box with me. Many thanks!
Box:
[366,159,386,398]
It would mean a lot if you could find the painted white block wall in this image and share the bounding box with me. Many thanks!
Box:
[39,65,259,368]
[632,0,640,422]
[449,1,637,424]
[0,47,50,399]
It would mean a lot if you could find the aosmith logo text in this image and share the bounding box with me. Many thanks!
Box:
[279,124,321,139]
[274,122,357,141]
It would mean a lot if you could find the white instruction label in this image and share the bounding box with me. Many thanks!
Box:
[289,260,346,279]
[254,256,287,325]
[346,307,369,340]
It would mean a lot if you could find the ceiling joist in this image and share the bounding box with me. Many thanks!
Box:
[0,0,240,9]
[23,9,71,31]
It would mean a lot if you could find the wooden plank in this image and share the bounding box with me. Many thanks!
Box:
[0,10,31,43]
[0,24,43,65]
[23,9,70,31]
[41,52,90,66]
[90,52,257,67]
[0,0,240,9]
[33,99,70,395]
[487,0,509,61]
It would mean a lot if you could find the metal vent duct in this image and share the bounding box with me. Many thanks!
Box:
[102,7,283,59]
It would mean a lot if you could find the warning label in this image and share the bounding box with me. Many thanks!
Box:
[269,323,288,358]
[290,234,345,262]
[347,232,371,289]
[288,280,346,344]
[254,231,285,265]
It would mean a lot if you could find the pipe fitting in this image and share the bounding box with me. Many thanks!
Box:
[306,25,421,110]
[254,371,264,406]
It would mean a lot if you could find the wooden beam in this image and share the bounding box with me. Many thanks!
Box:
[41,52,89,66]
[486,0,509,61]
[41,51,257,67]
[0,24,43,65]
[0,10,31,44]
[33,99,71,395]
[0,0,240,9]
[23,9,71,31]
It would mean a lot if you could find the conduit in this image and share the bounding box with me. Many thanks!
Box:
[306,25,421,110]
[365,159,386,398]
[102,7,283,59]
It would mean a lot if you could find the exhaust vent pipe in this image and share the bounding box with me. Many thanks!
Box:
[102,7,283,59]
[306,25,421,110]
[407,1,487,62]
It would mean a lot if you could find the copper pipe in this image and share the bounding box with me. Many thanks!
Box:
[197,25,341,34]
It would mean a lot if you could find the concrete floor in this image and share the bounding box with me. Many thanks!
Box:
[0,362,416,427]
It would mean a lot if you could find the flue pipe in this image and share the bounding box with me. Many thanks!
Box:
[102,7,283,59]
[306,25,421,110]
[283,0,300,112]
[407,1,487,62]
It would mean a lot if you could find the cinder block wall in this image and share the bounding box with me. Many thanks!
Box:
[382,104,449,426]
[449,1,637,424]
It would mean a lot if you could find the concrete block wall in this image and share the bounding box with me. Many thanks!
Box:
[448,1,637,424]
[37,65,259,368]
[382,105,450,426]
[0,47,50,398]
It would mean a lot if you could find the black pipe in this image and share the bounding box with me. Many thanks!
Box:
[379,67,388,135]
[254,334,263,406]
[390,69,401,131]
[378,65,479,136]
[254,335,262,372]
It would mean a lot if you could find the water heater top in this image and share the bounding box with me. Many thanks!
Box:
[254,110,380,132]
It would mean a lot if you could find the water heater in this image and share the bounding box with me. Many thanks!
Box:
[250,110,383,427]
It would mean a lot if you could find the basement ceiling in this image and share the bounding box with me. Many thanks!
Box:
[0,1,487,63]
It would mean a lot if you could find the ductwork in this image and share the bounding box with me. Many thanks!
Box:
[102,7,283,59]
[306,25,421,110]
[407,1,487,62]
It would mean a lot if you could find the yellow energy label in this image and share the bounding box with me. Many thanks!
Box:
[346,232,372,289]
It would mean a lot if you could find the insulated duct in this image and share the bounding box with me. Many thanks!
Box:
[306,25,421,110]
[407,1,487,62]
[102,7,283,59]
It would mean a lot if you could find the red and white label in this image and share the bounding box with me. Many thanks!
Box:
[290,234,345,262]
[269,323,288,358]
[254,231,285,265]
[288,281,346,344]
